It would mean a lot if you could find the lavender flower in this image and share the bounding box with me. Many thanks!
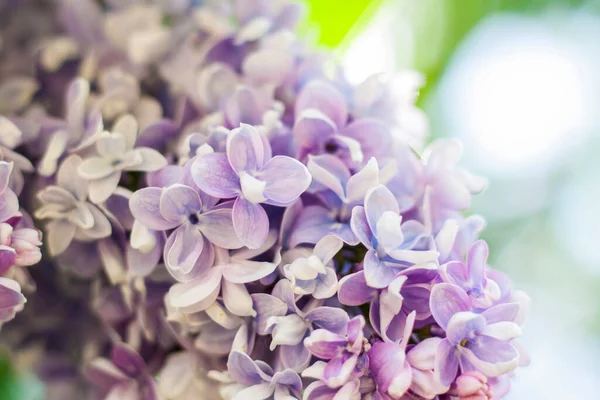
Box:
[35,155,111,256]
[79,114,167,203]
[130,183,242,281]
[191,123,311,249]
[0,1,531,399]
[350,184,438,288]
[430,283,521,386]
[224,350,302,399]
[282,235,342,299]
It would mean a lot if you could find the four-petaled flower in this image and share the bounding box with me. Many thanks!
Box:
[192,123,311,249]
[78,114,167,203]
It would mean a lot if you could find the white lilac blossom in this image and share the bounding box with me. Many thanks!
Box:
[0,1,529,399]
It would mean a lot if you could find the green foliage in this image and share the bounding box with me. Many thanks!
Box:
[301,0,383,47]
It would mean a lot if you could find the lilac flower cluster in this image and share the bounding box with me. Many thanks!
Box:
[0,0,530,399]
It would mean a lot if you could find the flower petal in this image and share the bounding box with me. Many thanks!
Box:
[166,267,223,313]
[345,157,379,204]
[435,339,459,387]
[131,148,168,172]
[251,293,288,335]
[338,271,376,306]
[430,283,471,331]
[164,225,205,278]
[295,81,347,129]
[57,155,89,201]
[129,187,178,231]
[259,156,311,206]
[199,207,244,249]
[191,153,240,198]
[232,197,269,249]
[78,156,115,180]
[222,280,256,317]
[227,350,271,386]
[305,307,349,334]
[46,219,76,256]
[221,260,277,284]
[226,123,266,173]
[159,184,202,223]
[364,185,399,235]
[306,155,348,201]
[363,249,397,289]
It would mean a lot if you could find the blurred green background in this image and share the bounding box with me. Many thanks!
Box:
[3,0,600,397]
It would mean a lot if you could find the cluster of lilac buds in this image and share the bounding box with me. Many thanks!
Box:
[0,0,530,399]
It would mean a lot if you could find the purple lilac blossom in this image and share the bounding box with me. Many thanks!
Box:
[0,1,530,399]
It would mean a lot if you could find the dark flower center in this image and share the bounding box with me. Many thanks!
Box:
[188,214,200,225]
[325,142,338,153]
[460,339,468,347]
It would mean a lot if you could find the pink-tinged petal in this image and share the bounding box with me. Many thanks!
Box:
[198,207,243,249]
[435,339,460,387]
[259,156,311,206]
[232,197,269,249]
[89,171,121,204]
[0,277,24,309]
[78,156,115,180]
[338,271,376,306]
[111,343,146,377]
[0,246,17,275]
[0,162,13,193]
[159,184,202,223]
[407,337,443,370]
[304,330,347,359]
[129,187,179,231]
[307,155,349,200]
[350,206,374,249]
[481,302,520,324]
[57,155,89,201]
[466,240,488,287]
[131,148,168,172]
[222,279,256,317]
[0,190,18,222]
[462,336,519,377]
[295,81,347,128]
[430,283,471,331]
[46,219,76,256]
[364,185,399,235]
[221,260,277,284]
[363,249,397,289]
[345,157,379,204]
[166,267,223,313]
[323,354,358,389]
[191,153,240,198]
[226,124,266,173]
[341,119,392,161]
[294,109,338,149]
[164,225,205,277]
